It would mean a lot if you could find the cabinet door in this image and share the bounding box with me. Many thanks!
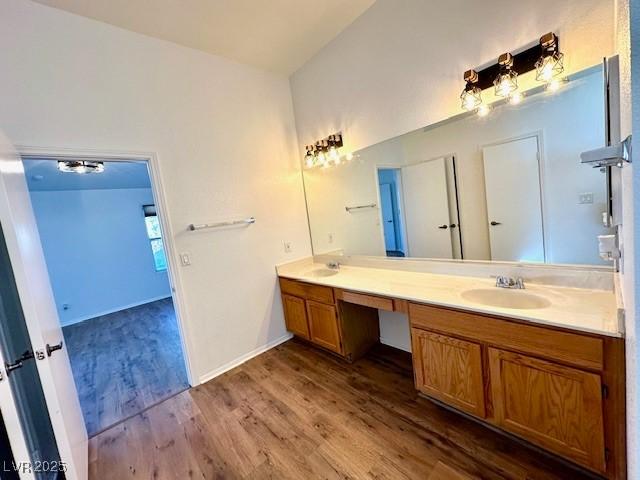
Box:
[411,328,485,418]
[307,300,342,354]
[282,294,310,339]
[488,348,605,473]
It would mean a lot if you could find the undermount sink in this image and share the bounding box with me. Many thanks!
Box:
[303,268,339,278]
[461,288,551,310]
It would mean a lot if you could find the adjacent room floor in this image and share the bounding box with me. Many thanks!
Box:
[63,298,189,436]
[88,340,595,479]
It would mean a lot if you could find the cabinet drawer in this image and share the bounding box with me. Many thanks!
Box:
[409,303,603,371]
[279,278,334,304]
[338,290,395,311]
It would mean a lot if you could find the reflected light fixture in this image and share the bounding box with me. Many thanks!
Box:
[535,32,564,83]
[509,91,524,105]
[494,53,518,98]
[57,160,104,174]
[303,133,348,169]
[460,69,482,111]
[477,104,491,117]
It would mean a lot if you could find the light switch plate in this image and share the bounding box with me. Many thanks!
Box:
[180,252,191,266]
[284,242,292,253]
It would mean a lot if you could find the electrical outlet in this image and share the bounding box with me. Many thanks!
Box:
[180,252,192,266]
[284,241,292,253]
[579,192,594,204]
[328,233,334,244]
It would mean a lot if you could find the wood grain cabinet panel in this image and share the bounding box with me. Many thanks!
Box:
[411,328,485,418]
[488,348,606,473]
[307,300,342,354]
[282,294,310,339]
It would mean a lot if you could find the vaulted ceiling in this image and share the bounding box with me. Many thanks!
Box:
[30,0,375,74]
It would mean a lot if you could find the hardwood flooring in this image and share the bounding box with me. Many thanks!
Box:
[63,298,189,436]
[89,339,599,479]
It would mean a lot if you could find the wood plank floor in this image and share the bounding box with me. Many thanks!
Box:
[89,339,599,479]
[63,298,189,436]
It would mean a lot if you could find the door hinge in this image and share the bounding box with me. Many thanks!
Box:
[602,384,609,399]
[605,447,611,464]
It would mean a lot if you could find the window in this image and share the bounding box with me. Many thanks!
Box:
[143,205,167,272]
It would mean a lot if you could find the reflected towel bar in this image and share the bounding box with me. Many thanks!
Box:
[345,203,377,213]
[188,217,256,231]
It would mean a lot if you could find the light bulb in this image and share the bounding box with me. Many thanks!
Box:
[509,91,523,105]
[547,78,562,92]
[460,85,482,111]
[305,155,315,168]
[477,104,490,117]
[328,146,340,162]
[345,152,354,161]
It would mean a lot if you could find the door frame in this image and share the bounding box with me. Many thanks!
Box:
[16,145,195,387]
[373,165,408,256]
[480,131,548,263]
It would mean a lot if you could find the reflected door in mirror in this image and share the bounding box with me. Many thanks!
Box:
[402,158,454,259]
[483,136,545,262]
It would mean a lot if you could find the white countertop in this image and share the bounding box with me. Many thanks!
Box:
[277,261,621,338]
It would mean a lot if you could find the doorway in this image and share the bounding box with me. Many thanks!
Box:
[377,168,406,257]
[21,156,190,437]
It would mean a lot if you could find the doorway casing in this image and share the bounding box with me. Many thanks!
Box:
[17,145,195,387]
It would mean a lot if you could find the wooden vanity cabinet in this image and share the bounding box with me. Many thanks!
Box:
[411,329,485,418]
[409,302,624,478]
[281,294,310,339]
[279,278,381,361]
[306,300,341,353]
[488,348,606,472]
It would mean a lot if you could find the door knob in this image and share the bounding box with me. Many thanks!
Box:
[438,224,448,229]
[46,341,64,357]
[490,221,502,226]
[5,350,34,375]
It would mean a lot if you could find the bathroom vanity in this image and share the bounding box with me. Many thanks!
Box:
[277,261,625,478]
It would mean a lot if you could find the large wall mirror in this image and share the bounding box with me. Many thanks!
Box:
[303,64,612,266]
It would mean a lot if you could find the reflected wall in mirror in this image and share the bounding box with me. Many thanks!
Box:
[303,64,611,265]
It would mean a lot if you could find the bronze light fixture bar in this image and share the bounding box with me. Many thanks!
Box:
[304,132,345,168]
[469,34,560,91]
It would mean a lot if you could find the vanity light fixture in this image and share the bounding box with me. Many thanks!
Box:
[535,32,564,83]
[458,32,564,112]
[57,160,105,174]
[304,133,348,169]
[494,53,518,98]
[460,70,482,111]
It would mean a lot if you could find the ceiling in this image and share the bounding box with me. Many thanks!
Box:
[24,159,152,191]
[30,0,376,75]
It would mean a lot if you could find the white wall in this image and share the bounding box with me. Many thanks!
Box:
[615,0,639,476]
[29,188,171,326]
[291,0,614,156]
[0,0,311,382]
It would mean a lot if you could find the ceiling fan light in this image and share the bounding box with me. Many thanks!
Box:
[57,160,105,174]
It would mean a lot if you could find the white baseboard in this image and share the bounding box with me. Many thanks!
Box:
[198,333,293,385]
[60,295,173,327]
[380,336,411,353]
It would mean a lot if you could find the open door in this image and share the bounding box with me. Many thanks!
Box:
[0,131,87,479]
[401,157,454,258]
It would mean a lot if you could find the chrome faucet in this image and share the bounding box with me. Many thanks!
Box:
[326,261,341,270]
[495,275,525,289]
